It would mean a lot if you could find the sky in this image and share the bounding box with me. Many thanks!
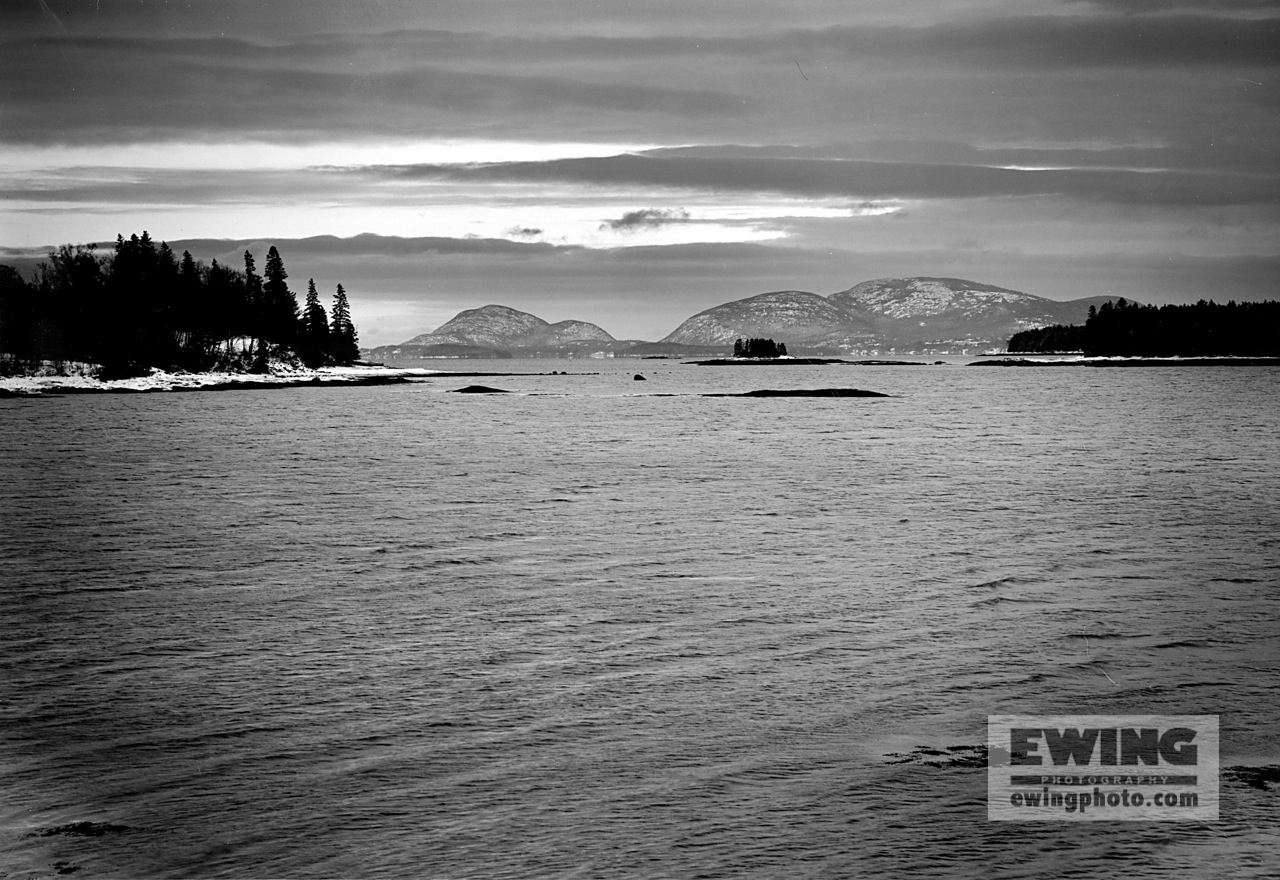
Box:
[1,0,1277,345]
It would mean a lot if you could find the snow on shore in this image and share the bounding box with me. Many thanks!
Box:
[0,364,441,396]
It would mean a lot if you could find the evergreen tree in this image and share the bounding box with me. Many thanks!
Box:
[42,243,107,367]
[735,337,785,358]
[328,283,360,364]
[262,245,300,345]
[0,264,40,373]
[299,277,330,367]
[243,249,263,342]
[243,250,270,371]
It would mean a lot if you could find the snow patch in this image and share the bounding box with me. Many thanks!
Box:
[0,365,439,396]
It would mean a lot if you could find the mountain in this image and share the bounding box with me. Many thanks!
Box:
[403,304,553,349]
[660,277,1123,353]
[369,304,626,361]
[367,278,1128,362]
[660,291,864,348]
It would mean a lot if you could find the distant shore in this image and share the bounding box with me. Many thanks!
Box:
[686,357,935,366]
[969,356,1280,367]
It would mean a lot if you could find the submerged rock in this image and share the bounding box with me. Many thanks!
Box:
[451,385,510,394]
[702,388,889,398]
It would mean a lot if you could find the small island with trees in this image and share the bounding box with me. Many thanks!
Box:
[733,337,787,358]
[691,337,853,366]
[1004,298,1280,359]
[1,232,365,382]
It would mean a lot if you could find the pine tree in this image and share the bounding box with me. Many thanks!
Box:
[262,245,299,346]
[329,283,359,364]
[300,277,330,367]
[176,249,203,356]
[244,251,270,371]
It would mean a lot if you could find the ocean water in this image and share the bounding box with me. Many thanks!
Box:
[2,360,1279,878]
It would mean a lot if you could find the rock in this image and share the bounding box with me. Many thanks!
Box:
[702,388,889,398]
[450,384,510,393]
[634,373,646,380]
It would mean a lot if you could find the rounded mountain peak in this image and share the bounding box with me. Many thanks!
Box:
[829,277,1041,319]
[402,304,550,348]
[660,290,852,345]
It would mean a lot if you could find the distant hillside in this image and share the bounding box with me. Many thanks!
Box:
[367,279,1132,361]
[369,304,629,361]
[660,277,1125,353]
[661,291,864,349]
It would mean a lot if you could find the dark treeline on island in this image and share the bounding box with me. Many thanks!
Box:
[733,338,788,358]
[1008,298,1280,356]
[0,233,360,378]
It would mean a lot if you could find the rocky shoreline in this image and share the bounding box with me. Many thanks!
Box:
[0,366,432,397]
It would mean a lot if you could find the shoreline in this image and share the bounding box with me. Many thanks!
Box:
[0,365,609,397]
[969,356,1280,367]
[0,365,436,397]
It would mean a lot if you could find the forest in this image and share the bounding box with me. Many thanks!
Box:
[0,232,360,378]
[1007,298,1280,356]
[733,337,788,358]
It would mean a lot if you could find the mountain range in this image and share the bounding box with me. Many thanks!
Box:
[366,278,1121,361]
[380,304,633,359]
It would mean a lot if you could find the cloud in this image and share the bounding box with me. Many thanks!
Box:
[0,32,746,145]
[3,10,1276,148]
[373,152,1280,207]
[601,208,691,232]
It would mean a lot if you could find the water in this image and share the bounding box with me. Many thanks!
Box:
[3,360,1279,878]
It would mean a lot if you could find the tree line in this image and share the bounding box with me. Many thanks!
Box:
[1008,298,1280,356]
[733,337,788,358]
[0,232,360,378]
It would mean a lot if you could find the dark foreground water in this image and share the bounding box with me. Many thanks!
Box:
[3,361,1279,878]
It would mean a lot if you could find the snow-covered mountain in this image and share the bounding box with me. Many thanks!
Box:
[660,291,863,347]
[661,278,1120,352]
[369,279,1124,360]
[372,304,621,360]
[401,304,544,348]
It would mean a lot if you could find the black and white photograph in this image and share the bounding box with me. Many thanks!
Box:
[2,1,1278,877]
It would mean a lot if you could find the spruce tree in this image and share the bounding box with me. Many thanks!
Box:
[176,249,203,359]
[244,251,270,371]
[262,245,299,346]
[300,278,330,367]
[329,283,359,364]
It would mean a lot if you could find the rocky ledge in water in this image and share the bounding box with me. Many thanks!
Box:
[449,385,511,393]
[884,744,991,769]
[702,388,890,398]
[687,357,851,366]
[1222,765,1280,791]
[846,359,936,366]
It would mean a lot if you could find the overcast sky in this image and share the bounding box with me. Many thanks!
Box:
[2,0,1277,344]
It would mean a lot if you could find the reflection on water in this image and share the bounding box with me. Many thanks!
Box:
[2,362,1279,877]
